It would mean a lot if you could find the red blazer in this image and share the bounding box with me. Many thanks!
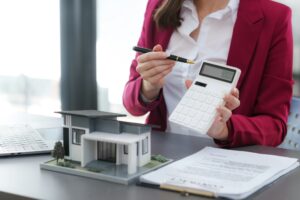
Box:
[123,0,293,147]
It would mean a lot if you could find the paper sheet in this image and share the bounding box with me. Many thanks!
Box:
[140,147,299,199]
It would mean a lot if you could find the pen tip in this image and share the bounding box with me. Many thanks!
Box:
[187,60,195,64]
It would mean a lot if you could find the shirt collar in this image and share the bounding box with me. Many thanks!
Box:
[182,0,240,22]
[182,0,198,22]
[227,0,240,21]
[179,0,199,36]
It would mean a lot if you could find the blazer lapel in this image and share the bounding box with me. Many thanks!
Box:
[227,0,264,88]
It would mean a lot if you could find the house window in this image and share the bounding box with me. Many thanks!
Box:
[72,128,85,145]
[124,145,128,155]
[123,143,139,155]
[142,137,148,155]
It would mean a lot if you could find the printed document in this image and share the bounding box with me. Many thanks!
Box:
[140,147,299,199]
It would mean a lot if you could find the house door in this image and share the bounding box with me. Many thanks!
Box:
[63,127,70,156]
[97,142,116,163]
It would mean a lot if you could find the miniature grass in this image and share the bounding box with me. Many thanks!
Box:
[143,155,170,169]
[57,161,75,168]
[46,159,103,173]
[143,160,162,169]
[151,155,169,163]
[86,167,103,173]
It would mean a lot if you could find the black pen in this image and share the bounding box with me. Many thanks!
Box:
[133,46,195,64]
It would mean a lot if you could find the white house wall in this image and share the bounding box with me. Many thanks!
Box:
[69,142,82,162]
[82,139,97,167]
[66,125,89,162]
[127,143,137,174]
[138,132,151,167]
[121,144,129,165]
[120,132,151,167]
[137,141,142,166]
[116,144,122,165]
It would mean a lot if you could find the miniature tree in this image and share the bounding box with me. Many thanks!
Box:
[52,141,65,164]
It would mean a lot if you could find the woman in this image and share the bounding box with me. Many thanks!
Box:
[123,0,293,147]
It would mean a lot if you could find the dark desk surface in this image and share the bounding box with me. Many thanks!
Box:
[0,131,300,200]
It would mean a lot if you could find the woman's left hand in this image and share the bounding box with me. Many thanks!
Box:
[185,80,240,141]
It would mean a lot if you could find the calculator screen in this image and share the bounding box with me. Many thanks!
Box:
[200,62,236,83]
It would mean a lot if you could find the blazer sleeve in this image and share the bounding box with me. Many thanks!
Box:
[122,0,164,116]
[218,7,294,147]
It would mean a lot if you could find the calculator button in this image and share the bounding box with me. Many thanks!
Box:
[196,113,203,120]
[180,98,188,105]
[183,117,191,124]
[205,97,212,104]
[176,114,184,121]
[195,102,202,110]
[201,105,208,112]
[199,94,205,102]
[212,98,221,106]
[181,108,189,115]
[176,105,184,112]
[187,109,194,117]
[202,113,210,122]
[207,105,215,114]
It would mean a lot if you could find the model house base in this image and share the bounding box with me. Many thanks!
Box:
[40,156,172,185]
[40,110,171,184]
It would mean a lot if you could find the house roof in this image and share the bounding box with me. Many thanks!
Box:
[56,110,159,128]
[82,131,148,144]
[117,120,159,128]
[55,110,126,119]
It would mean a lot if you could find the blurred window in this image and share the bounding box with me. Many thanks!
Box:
[97,0,147,117]
[0,0,60,116]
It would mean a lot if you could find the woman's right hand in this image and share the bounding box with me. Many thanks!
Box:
[136,44,175,101]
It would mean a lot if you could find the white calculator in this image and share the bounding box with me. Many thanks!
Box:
[169,61,241,134]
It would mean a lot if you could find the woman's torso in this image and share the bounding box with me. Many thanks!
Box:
[163,0,240,136]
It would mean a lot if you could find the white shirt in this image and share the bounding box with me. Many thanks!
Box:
[163,0,239,136]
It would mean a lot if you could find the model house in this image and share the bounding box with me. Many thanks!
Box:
[57,110,151,175]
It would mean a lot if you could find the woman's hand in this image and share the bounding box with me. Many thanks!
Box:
[207,88,240,141]
[136,44,175,101]
[185,80,240,141]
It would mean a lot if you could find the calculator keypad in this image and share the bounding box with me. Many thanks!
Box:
[169,86,225,134]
